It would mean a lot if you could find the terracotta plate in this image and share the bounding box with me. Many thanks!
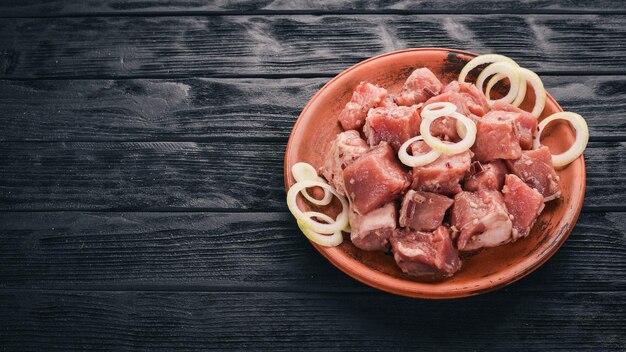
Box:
[283,48,586,299]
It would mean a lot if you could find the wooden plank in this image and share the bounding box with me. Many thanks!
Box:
[0,211,624,293]
[1,0,625,17]
[1,75,624,141]
[1,15,625,79]
[0,141,621,210]
[0,290,624,351]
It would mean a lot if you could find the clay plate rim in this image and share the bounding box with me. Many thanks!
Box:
[283,48,586,299]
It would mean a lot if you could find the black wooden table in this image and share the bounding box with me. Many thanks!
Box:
[1,1,625,350]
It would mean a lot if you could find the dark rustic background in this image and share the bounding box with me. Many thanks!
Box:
[0,1,625,350]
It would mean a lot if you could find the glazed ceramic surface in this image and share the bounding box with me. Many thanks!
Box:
[284,48,586,299]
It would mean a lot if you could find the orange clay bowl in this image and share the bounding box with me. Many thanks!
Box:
[283,48,586,299]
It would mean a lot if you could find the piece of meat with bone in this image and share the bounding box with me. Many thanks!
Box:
[349,202,397,252]
[443,81,490,117]
[506,147,561,201]
[472,110,523,162]
[343,142,410,214]
[450,190,513,251]
[319,130,369,196]
[396,68,443,106]
[503,174,545,240]
[490,101,538,150]
[410,140,472,196]
[363,104,422,152]
[338,82,388,131]
[390,226,461,281]
[463,160,507,192]
[399,190,454,231]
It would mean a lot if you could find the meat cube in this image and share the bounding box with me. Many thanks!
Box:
[450,190,513,251]
[506,147,561,201]
[422,91,466,141]
[472,110,522,162]
[396,68,443,106]
[390,226,462,281]
[463,160,507,192]
[338,82,388,131]
[399,190,453,231]
[343,142,410,214]
[349,202,397,252]
[410,140,472,196]
[443,81,490,117]
[363,105,421,151]
[491,101,538,150]
[379,94,398,108]
[319,131,369,196]
[503,174,545,239]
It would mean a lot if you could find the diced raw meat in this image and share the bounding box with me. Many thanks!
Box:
[349,202,397,252]
[463,160,507,192]
[399,190,453,231]
[450,190,513,251]
[390,226,461,281]
[491,101,538,150]
[343,142,410,214]
[379,94,398,108]
[506,147,561,201]
[443,81,490,117]
[422,91,465,141]
[503,174,545,239]
[319,131,369,196]
[338,82,388,130]
[396,68,443,106]
[410,140,472,196]
[363,105,421,151]
[472,110,522,162]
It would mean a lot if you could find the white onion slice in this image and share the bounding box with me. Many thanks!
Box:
[287,180,349,234]
[518,67,546,118]
[533,112,589,167]
[476,62,521,105]
[297,211,343,247]
[291,162,333,206]
[398,135,442,167]
[458,54,519,84]
[420,112,477,155]
[486,72,528,108]
[421,102,457,120]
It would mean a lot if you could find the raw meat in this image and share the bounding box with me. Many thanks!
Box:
[363,104,421,151]
[338,82,388,130]
[491,101,538,150]
[472,110,522,162]
[319,130,369,196]
[450,190,513,251]
[399,190,453,231]
[343,142,410,214]
[503,174,545,239]
[349,202,397,252]
[506,147,561,201]
[463,160,507,192]
[396,68,443,106]
[410,140,472,196]
[390,226,462,281]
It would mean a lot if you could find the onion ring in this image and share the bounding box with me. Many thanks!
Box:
[291,162,332,205]
[533,112,589,167]
[287,180,349,234]
[297,211,344,247]
[476,62,521,105]
[398,135,442,167]
[420,112,477,155]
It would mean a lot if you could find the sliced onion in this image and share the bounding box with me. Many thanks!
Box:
[486,72,528,108]
[476,62,521,105]
[458,54,519,84]
[420,112,477,155]
[533,112,589,167]
[398,135,442,167]
[297,211,343,247]
[518,67,546,118]
[291,162,332,206]
[421,102,457,120]
[287,180,349,234]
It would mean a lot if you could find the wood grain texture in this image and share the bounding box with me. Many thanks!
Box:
[1,15,625,79]
[0,290,624,351]
[0,141,621,210]
[0,211,624,292]
[1,75,624,141]
[1,0,625,17]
